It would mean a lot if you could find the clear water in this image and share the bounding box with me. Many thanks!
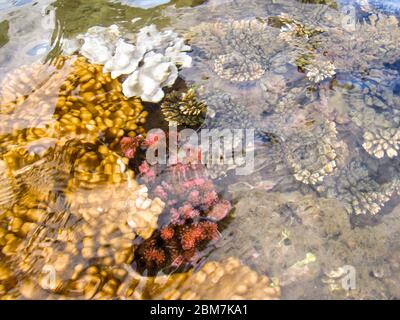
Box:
[0,0,400,300]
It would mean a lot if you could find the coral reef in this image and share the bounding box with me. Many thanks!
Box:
[201,90,261,131]
[135,141,231,269]
[323,14,400,78]
[304,59,336,83]
[122,52,178,102]
[55,56,147,147]
[161,88,207,126]
[162,257,280,300]
[0,56,148,162]
[0,179,164,299]
[189,19,284,83]
[340,76,400,159]
[274,13,336,83]
[363,128,400,159]
[284,119,347,185]
[72,25,121,65]
[260,75,315,114]
[318,160,399,215]
[70,24,192,102]
[0,58,68,131]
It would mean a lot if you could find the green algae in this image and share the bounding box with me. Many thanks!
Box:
[0,20,9,49]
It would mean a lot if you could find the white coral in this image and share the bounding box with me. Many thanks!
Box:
[77,25,121,65]
[122,52,178,103]
[363,128,400,159]
[70,24,191,103]
[103,39,145,79]
[306,60,336,83]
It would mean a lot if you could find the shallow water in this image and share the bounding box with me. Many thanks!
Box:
[0,0,400,300]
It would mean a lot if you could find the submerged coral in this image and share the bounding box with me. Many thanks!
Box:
[161,88,207,126]
[55,56,147,147]
[284,119,347,185]
[319,160,399,215]
[323,14,400,78]
[164,257,280,300]
[363,128,400,159]
[70,24,192,103]
[0,58,68,133]
[0,179,164,298]
[201,90,262,131]
[341,77,400,159]
[75,25,121,65]
[135,145,231,269]
[304,59,336,83]
[189,18,284,83]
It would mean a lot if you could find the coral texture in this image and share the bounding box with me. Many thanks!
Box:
[71,24,192,102]
[161,88,207,126]
[285,119,347,185]
[190,19,284,83]
[162,257,280,300]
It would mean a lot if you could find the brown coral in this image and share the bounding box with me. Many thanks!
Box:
[162,257,280,300]
[161,88,207,126]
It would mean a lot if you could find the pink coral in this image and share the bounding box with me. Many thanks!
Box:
[208,200,232,222]
[139,161,156,182]
[120,136,143,159]
[179,203,200,220]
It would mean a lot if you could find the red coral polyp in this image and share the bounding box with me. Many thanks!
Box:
[142,247,166,268]
[160,227,175,241]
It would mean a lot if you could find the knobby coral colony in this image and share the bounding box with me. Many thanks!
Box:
[0,53,173,298]
[0,55,149,191]
[344,75,400,160]
[66,24,192,103]
[317,160,399,216]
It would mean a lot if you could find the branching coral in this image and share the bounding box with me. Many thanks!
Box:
[161,88,207,126]
[363,128,400,159]
[189,19,284,83]
[132,137,231,270]
[322,14,400,78]
[304,59,336,83]
[319,160,399,215]
[285,119,347,185]
[273,13,336,83]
